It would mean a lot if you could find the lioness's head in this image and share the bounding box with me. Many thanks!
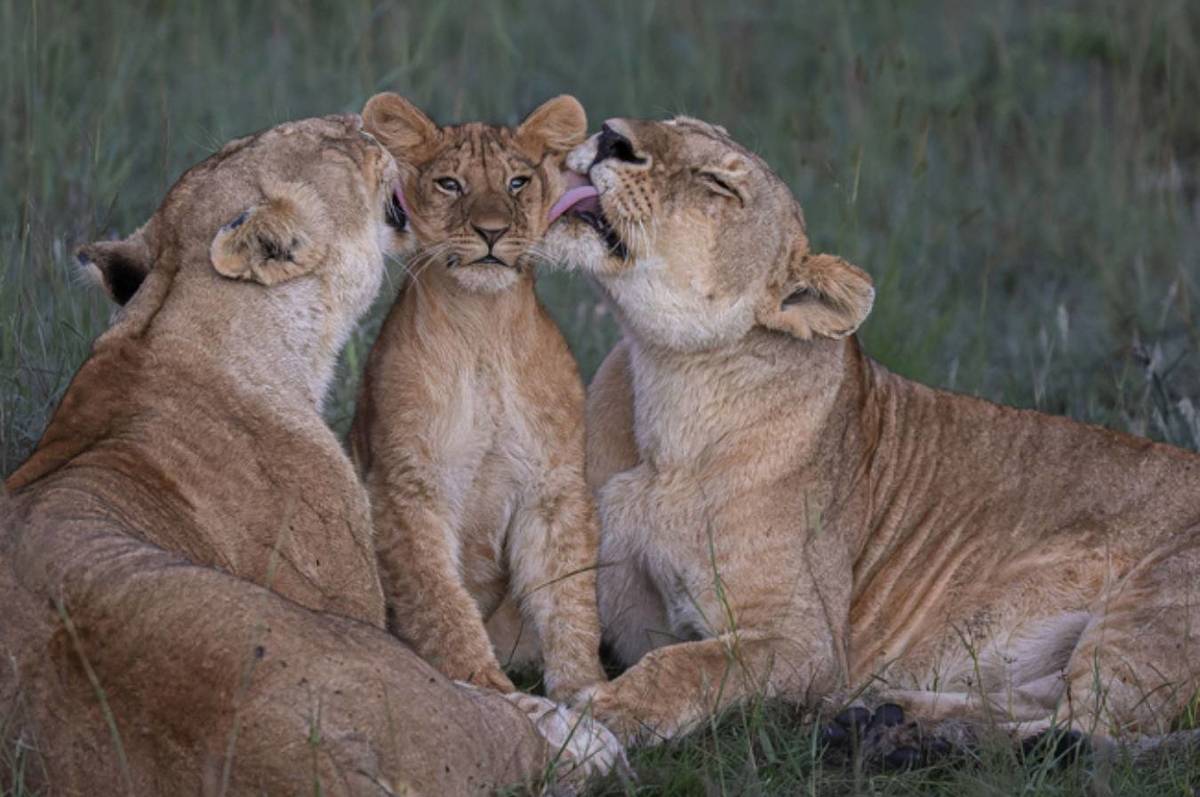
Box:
[76,114,411,309]
[545,117,875,351]
[363,92,587,294]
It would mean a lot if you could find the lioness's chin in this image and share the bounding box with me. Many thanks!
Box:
[543,219,620,276]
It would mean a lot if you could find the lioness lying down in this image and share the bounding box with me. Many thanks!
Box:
[547,117,1200,750]
[1,114,619,794]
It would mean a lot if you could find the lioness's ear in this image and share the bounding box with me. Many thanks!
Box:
[210,181,330,286]
[757,252,875,340]
[515,95,587,158]
[362,92,440,155]
[75,232,152,306]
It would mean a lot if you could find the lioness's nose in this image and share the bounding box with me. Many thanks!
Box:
[472,223,509,247]
[594,122,644,165]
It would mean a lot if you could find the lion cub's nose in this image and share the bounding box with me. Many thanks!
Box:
[473,223,509,247]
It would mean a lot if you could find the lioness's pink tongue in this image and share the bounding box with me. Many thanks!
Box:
[548,171,599,223]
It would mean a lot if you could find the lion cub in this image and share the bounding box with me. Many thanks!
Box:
[349,93,605,701]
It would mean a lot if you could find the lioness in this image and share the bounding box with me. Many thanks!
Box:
[348,93,606,702]
[545,117,1200,748]
[1,114,619,794]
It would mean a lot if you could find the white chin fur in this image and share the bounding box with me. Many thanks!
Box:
[448,263,521,294]
[542,221,610,274]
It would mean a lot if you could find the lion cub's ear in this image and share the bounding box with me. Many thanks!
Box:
[210,181,330,286]
[515,95,587,158]
[75,231,152,306]
[362,92,441,156]
[758,252,875,340]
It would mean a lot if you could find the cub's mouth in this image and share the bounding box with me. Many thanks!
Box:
[547,172,628,259]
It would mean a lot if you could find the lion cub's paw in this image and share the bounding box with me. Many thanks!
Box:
[461,663,518,694]
[503,691,630,785]
[567,682,652,747]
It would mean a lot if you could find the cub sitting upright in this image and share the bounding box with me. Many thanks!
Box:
[349,93,605,701]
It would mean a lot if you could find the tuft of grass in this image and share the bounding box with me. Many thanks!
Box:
[3,1,1198,794]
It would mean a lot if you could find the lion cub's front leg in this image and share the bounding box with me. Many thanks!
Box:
[373,495,515,693]
[508,470,607,702]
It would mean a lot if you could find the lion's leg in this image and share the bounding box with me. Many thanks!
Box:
[597,525,672,668]
[485,595,543,670]
[885,672,1066,724]
[508,479,606,702]
[581,630,825,746]
[374,500,514,693]
[585,339,637,495]
[1060,537,1200,736]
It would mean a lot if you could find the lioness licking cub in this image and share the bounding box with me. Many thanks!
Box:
[547,117,1200,752]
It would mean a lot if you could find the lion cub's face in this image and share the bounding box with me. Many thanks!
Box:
[363,93,587,294]
[546,117,875,351]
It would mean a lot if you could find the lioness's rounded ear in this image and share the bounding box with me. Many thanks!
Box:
[757,252,875,340]
[362,92,440,156]
[75,230,152,306]
[210,181,330,286]
[515,95,587,158]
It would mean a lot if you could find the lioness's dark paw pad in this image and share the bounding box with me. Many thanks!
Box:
[819,721,850,749]
[833,706,872,734]
[868,703,905,730]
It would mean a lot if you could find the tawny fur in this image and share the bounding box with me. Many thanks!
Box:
[545,117,1200,746]
[0,115,604,795]
[349,93,606,702]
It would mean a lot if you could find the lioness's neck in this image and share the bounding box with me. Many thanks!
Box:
[145,268,355,411]
[627,331,856,472]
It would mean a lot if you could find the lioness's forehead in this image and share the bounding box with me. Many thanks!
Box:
[664,116,763,164]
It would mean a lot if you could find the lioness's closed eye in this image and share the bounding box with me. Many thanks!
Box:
[348,93,607,704]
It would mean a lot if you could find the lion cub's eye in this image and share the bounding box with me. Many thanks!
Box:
[508,175,530,194]
[435,177,463,195]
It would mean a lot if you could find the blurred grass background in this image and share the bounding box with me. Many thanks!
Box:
[3,0,1199,472]
[2,0,1198,792]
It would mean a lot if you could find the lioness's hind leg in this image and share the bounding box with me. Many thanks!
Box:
[1062,537,1200,736]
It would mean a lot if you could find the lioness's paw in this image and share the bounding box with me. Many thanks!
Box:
[503,692,630,785]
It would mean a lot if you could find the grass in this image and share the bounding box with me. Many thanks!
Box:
[2,0,1198,793]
